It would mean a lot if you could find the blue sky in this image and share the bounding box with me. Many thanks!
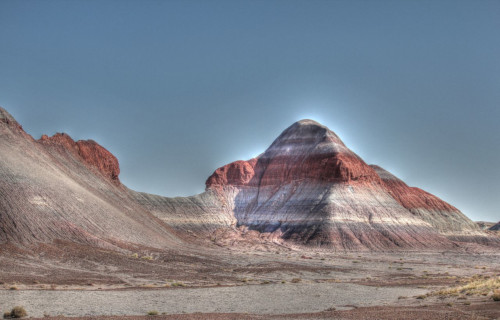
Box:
[1,0,499,221]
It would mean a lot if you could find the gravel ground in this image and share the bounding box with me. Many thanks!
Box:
[0,283,428,318]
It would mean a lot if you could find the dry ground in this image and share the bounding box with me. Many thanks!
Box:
[1,242,499,319]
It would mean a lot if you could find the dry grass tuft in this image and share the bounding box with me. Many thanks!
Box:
[171,282,185,287]
[493,289,500,301]
[433,276,499,299]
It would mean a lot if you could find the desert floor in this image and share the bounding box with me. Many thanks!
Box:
[1,243,499,319]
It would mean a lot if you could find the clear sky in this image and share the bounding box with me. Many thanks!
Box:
[1,0,499,222]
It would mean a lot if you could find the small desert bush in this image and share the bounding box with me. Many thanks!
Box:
[493,289,500,301]
[291,278,302,283]
[9,286,17,290]
[141,256,153,260]
[3,306,27,319]
[147,310,158,316]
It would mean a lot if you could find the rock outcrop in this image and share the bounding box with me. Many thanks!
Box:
[39,133,120,184]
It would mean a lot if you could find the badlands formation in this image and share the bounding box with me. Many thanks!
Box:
[1,106,499,319]
[0,107,495,250]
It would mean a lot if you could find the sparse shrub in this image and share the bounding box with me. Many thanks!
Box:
[147,310,158,316]
[352,261,359,263]
[261,280,270,284]
[4,306,27,319]
[141,256,153,260]
[171,282,185,287]
[281,280,286,284]
[9,286,17,290]
[291,278,301,283]
[130,253,138,259]
[416,295,426,300]
[446,302,453,307]
[493,289,500,301]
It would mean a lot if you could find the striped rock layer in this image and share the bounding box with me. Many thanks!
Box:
[205,120,489,249]
[0,107,180,249]
[0,107,494,251]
